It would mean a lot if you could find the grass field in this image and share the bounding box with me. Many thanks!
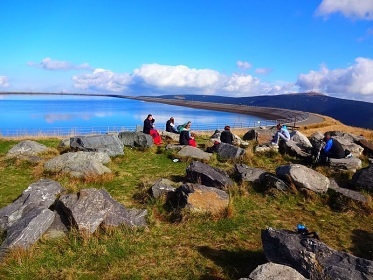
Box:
[0,119,372,280]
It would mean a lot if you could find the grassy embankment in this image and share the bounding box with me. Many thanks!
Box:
[0,115,372,280]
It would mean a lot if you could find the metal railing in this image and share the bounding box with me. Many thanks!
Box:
[0,114,308,138]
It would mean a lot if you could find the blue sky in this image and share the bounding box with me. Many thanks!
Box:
[0,0,373,102]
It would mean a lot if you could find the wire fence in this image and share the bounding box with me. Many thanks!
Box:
[0,113,308,138]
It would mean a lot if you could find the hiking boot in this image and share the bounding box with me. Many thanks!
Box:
[345,153,353,158]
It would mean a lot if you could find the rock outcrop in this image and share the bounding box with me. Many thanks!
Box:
[261,227,373,280]
[150,178,177,198]
[44,151,111,178]
[186,161,233,189]
[290,131,313,150]
[351,164,373,192]
[216,142,245,160]
[118,131,153,148]
[175,183,229,214]
[276,164,329,193]
[233,164,266,183]
[328,158,362,172]
[243,262,308,280]
[70,134,124,156]
[6,140,49,158]
[177,146,212,161]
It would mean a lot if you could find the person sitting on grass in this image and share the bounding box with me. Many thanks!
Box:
[220,125,234,144]
[271,123,290,145]
[179,122,196,147]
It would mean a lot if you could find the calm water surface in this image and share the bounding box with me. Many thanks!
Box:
[0,94,266,136]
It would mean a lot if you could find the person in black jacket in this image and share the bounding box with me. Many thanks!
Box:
[143,114,154,134]
[166,117,178,133]
[319,132,345,163]
[220,125,234,144]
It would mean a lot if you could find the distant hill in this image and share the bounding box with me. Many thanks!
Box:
[158,93,373,130]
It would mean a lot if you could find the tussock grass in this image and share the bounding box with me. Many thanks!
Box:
[0,119,373,279]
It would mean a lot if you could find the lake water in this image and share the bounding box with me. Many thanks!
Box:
[0,94,268,136]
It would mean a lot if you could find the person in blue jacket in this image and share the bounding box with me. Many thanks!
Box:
[319,132,345,163]
[272,123,290,145]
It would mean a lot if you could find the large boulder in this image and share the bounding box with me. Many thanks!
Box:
[276,164,329,193]
[150,178,177,199]
[160,131,179,142]
[57,138,70,150]
[177,146,212,161]
[0,207,55,256]
[44,151,111,178]
[261,227,373,280]
[70,134,124,156]
[216,142,246,160]
[259,173,290,192]
[254,144,279,153]
[328,158,362,172]
[118,131,153,148]
[0,179,65,232]
[233,164,266,183]
[290,131,312,150]
[351,165,373,192]
[6,140,48,161]
[175,183,229,214]
[332,136,364,157]
[186,161,234,189]
[242,129,258,141]
[245,262,307,280]
[58,189,147,234]
[329,179,367,204]
[357,139,373,157]
[309,132,324,151]
[281,140,312,159]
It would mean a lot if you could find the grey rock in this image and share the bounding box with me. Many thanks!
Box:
[329,179,367,204]
[0,207,55,253]
[259,173,289,192]
[262,227,373,280]
[6,140,48,158]
[44,151,111,178]
[70,134,124,156]
[276,164,329,193]
[165,144,185,150]
[351,165,373,192]
[57,138,70,150]
[248,262,308,280]
[254,144,279,153]
[58,189,147,233]
[216,142,246,160]
[186,161,233,189]
[177,146,212,161]
[44,210,69,239]
[328,158,362,172]
[151,178,177,198]
[281,140,312,159]
[161,131,179,142]
[118,131,153,148]
[0,179,64,232]
[332,136,364,157]
[58,189,111,234]
[357,139,373,157]
[99,189,147,228]
[234,164,266,183]
[175,183,229,214]
[290,131,313,149]
[243,129,258,141]
[309,132,324,150]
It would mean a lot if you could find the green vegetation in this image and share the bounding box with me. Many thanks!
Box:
[0,135,372,280]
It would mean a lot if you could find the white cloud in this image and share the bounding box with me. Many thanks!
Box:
[236,60,252,70]
[133,64,221,89]
[72,68,131,92]
[255,68,273,75]
[0,76,9,87]
[72,63,291,97]
[297,57,373,98]
[28,57,91,71]
[317,0,373,20]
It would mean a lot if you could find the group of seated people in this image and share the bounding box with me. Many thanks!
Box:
[145,115,351,164]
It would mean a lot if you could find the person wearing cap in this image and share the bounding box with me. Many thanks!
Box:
[166,117,178,134]
[220,125,234,144]
[143,114,154,134]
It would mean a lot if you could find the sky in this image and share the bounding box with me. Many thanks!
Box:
[0,0,373,102]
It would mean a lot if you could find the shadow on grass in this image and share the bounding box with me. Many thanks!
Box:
[197,246,266,279]
[350,229,373,260]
